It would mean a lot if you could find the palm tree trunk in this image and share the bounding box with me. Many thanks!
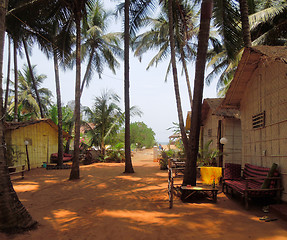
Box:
[167,0,189,151]
[65,120,73,153]
[183,0,213,186]
[13,38,18,122]
[180,49,192,109]
[70,10,82,180]
[3,36,10,115]
[124,0,134,173]
[53,49,64,167]
[101,140,105,156]
[80,48,94,97]
[0,0,37,232]
[239,0,252,47]
[23,40,44,118]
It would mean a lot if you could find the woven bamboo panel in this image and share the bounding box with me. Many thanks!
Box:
[8,122,58,168]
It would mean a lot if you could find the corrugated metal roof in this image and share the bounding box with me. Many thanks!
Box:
[222,46,287,109]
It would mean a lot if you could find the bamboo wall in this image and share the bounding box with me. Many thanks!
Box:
[6,122,58,168]
[222,118,242,165]
[202,111,218,151]
[202,110,242,165]
[240,60,287,201]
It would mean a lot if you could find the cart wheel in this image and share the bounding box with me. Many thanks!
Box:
[168,175,173,209]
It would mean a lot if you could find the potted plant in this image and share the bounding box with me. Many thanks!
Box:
[197,140,221,166]
[159,151,169,170]
[197,140,223,185]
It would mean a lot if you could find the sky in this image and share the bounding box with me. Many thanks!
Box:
[2,0,218,143]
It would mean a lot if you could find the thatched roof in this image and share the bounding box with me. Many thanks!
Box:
[221,46,287,109]
[5,119,71,139]
[201,98,240,123]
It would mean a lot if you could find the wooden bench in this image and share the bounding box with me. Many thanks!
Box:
[50,153,73,163]
[222,163,283,209]
[8,165,25,179]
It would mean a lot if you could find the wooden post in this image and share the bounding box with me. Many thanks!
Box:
[217,120,223,167]
[25,141,30,171]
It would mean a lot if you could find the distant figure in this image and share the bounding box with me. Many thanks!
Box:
[158,144,163,151]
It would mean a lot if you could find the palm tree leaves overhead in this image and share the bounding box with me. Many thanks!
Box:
[133,1,198,75]
[116,0,158,37]
[250,2,287,45]
[213,0,243,60]
[207,0,287,93]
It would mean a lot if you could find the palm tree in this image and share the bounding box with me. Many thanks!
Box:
[208,0,287,94]
[183,0,213,186]
[3,36,11,115]
[115,0,158,173]
[17,64,53,118]
[133,1,198,109]
[67,0,122,97]
[61,0,94,180]
[83,90,142,155]
[0,0,37,232]
[22,39,45,118]
[28,1,75,167]
[167,0,189,155]
[83,90,122,155]
[13,38,18,122]
[124,0,134,173]
[239,0,252,47]
[49,104,75,156]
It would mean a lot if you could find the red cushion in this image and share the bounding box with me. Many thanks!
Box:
[224,163,241,180]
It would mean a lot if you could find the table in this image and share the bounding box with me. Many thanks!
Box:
[181,185,219,203]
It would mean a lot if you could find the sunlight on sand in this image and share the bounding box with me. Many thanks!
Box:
[131,185,165,192]
[13,182,39,192]
[116,175,142,181]
[155,172,167,177]
[45,179,61,184]
[97,182,108,189]
[98,209,180,225]
[44,209,81,231]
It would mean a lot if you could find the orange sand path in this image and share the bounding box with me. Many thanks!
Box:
[1,148,287,240]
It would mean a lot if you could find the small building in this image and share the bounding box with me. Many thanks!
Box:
[221,46,287,201]
[5,119,71,168]
[200,98,241,166]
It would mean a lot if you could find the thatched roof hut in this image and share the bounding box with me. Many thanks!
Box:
[199,98,241,166]
[221,46,287,201]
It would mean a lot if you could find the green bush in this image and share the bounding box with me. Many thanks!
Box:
[159,151,168,170]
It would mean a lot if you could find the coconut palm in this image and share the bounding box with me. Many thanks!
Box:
[6,0,48,122]
[123,0,134,173]
[4,36,11,115]
[183,0,213,186]
[208,0,287,94]
[239,0,252,47]
[83,90,122,155]
[133,1,198,108]
[22,39,46,118]
[0,0,37,232]
[13,38,18,122]
[49,104,74,153]
[67,0,122,97]
[166,0,190,157]
[60,0,94,180]
[16,64,53,118]
[83,90,142,155]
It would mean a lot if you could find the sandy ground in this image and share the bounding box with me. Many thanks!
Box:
[1,148,287,240]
